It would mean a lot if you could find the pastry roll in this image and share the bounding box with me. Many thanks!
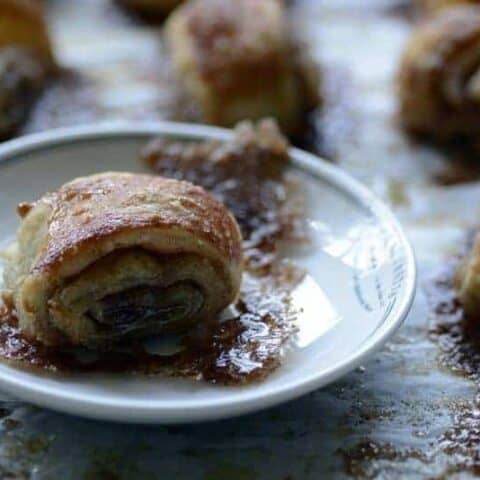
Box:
[3,172,243,347]
[0,47,47,138]
[115,0,184,19]
[0,0,55,138]
[398,6,480,142]
[419,0,480,15]
[0,0,54,66]
[165,0,319,134]
[455,234,480,317]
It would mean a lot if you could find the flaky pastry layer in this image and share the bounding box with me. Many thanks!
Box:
[3,172,243,347]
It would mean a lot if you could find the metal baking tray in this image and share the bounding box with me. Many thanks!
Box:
[0,0,477,478]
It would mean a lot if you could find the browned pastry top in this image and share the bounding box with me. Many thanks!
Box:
[0,0,43,18]
[25,172,242,275]
[409,4,480,101]
[412,5,480,56]
[398,5,480,138]
[419,0,480,15]
[181,0,288,92]
[0,0,54,65]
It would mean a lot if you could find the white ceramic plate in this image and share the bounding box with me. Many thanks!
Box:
[0,122,415,424]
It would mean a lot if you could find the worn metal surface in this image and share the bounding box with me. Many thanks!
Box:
[0,0,478,478]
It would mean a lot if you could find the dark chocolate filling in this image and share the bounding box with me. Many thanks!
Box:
[87,283,205,336]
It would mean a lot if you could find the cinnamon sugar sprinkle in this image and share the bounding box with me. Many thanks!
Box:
[423,239,480,476]
[143,120,306,273]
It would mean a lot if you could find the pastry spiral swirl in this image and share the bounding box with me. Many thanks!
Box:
[398,6,480,142]
[165,0,319,134]
[3,172,243,347]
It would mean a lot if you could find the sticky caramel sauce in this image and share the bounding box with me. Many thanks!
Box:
[0,267,299,385]
[0,122,305,385]
[143,120,306,273]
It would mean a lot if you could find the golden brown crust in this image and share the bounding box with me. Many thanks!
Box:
[398,6,480,141]
[165,0,320,133]
[419,0,480,15]
[183,0,288,94]
[0,0,54,67]
[4,172,243,346]
[33,172,242,274]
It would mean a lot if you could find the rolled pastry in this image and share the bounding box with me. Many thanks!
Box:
[419,0,480,15]
[115,0,184,19]
[398,6,480,142]
[0,47,47,139]
[0,0,54,66]
[165,0,319,134]
[0,0,55,138]
[3,172,243,347]
[455,234,480,317]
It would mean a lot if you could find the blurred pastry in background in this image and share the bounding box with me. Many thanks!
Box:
[165,0,320,135]
[419,0,480,15]
[398,6,480,146]
[0,0,56,138]
[0,48,49,139]
[0,0,54,65]
[115,0,184,20]
[455,234,480,317]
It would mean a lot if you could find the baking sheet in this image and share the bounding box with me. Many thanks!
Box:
[0,0,479,478]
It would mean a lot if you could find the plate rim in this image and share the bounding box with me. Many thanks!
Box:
[0,121,416,423]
